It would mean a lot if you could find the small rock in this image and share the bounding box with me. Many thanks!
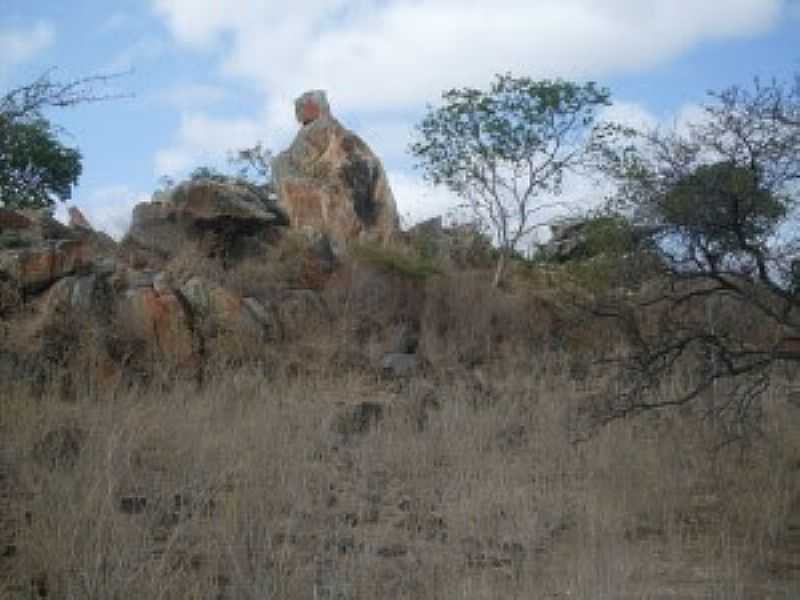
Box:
[119,496,147,514]
[381,353,418,377]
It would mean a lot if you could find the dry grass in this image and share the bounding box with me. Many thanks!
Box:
[2,248,800,598]
[2,351,800,599]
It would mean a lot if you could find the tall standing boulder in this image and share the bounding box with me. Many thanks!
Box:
[272,90,399,253]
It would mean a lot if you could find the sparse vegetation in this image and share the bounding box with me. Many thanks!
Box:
[3,69,800,600]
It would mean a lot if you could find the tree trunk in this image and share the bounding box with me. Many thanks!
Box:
[492,251,507,288]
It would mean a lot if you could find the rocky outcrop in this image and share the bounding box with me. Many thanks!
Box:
[68,206,92,230]
[127,177,288,258]
[119,287,198,370]
[180,276,277,340]
[272,90,399,253]
[0,209,91,292]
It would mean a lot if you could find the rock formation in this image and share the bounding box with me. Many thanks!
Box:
[0,92,409,388]
[127,177,287,258]
[272,90,399,252]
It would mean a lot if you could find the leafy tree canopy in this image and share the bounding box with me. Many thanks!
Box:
[411,73,610,287]
[0,70,126,210]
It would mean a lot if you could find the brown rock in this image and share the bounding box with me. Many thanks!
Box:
[68,206,93,230]
[295,90,331,125]
[272,91,399,252]
[0,239,89,292]
[180,276,268,337]
[120,287,198,369]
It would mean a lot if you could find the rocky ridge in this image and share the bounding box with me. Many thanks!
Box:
[0,91,405,388]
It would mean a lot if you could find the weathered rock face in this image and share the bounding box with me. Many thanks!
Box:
[0,209,91,292]
[272,90,399,252]
[180,276,276,339]
[126,178,288,258]
[295,90,330,125]
[68,206,92,230]
[119,287,198,370]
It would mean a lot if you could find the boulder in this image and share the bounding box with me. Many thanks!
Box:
[0,239,89,292]
[381,353,418,377]
[45,273,110,312]
[119,287,198,369]
[0,208,114,293]
[126,178,288,257]
[68,206,93,230]
[180,276,273,338]
[272,90,399,252]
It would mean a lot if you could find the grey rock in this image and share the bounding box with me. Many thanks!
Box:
[381,352,418,377]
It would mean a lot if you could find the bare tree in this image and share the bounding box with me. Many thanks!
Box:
[588,73,800,441]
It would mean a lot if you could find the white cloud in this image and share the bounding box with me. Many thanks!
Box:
[154,111,276,177]
[54,186,149,240]
[598,101,660,132]
[388,170,462,227]
[0,22,55,74]
[153,0,782,118]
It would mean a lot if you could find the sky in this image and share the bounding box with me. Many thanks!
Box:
[1,0,799,238]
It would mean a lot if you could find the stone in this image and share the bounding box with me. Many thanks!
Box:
[120,287,198,369]
[0,239,89,292]
[381,352,418,377]
[295,90,331,125]
[152,271,173,295]
[45,274,105,312]
[126,178,288,257]
[272,91,399,252]
[242,297,280,339]
[180,276,269,337]
[0,208,100,292]
[68,206,93,230]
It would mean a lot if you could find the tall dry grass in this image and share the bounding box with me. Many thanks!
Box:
[2,346,800,599]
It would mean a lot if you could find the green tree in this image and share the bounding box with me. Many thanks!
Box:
[411,73,611,287]
[0,70,125,209]
[0,115,81,208]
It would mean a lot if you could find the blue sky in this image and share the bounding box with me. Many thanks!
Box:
[1,0,798,237]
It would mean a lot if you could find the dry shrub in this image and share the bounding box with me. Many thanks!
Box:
[0,277,21,317]
[163,240,227,289]
[420,271,563,370]
[223,231,333,299]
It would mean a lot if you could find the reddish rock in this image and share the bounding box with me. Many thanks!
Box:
[68,206,93,230]
[0,239,89,292]
[295,90,331,125]
[121,288,198,369]
[273,91,399,252]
